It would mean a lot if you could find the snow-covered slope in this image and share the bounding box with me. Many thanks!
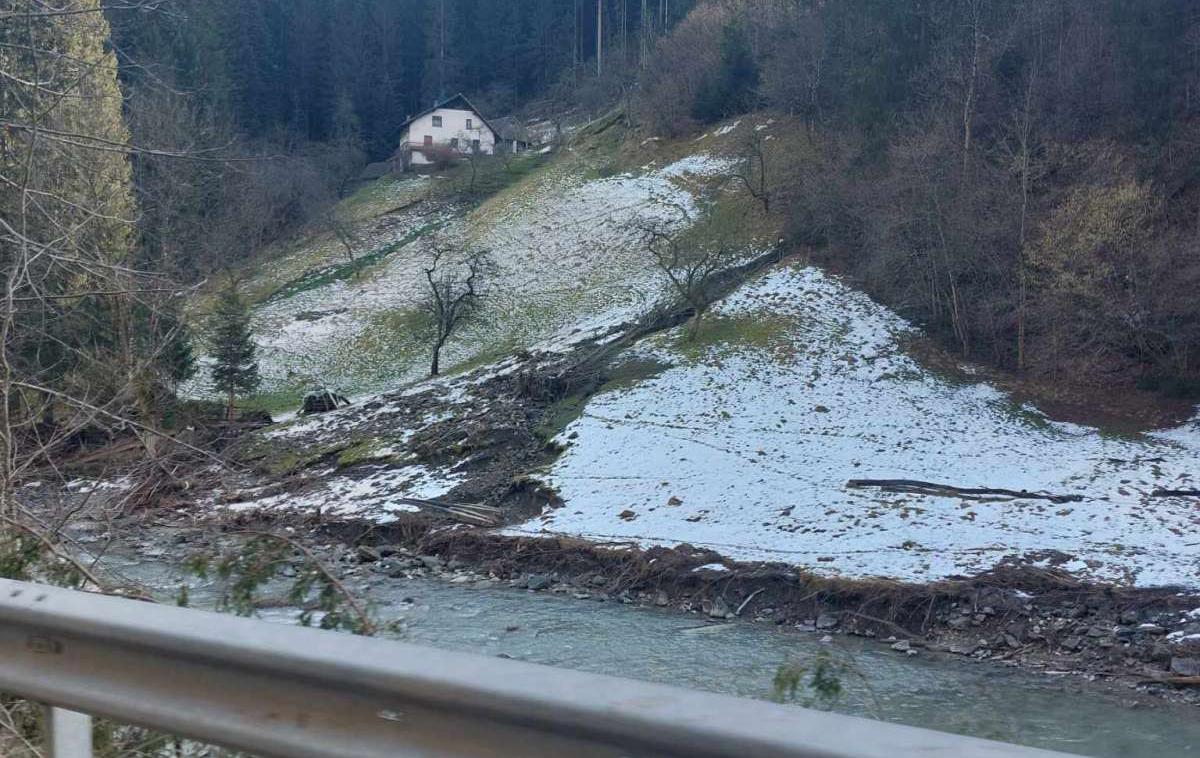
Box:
[218,153,736,402]
[211,119,1200,588]
[510,264,1200,587]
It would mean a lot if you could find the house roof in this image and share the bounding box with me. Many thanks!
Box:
[398,93,500,138]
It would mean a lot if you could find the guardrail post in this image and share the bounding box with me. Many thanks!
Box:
[45,707,92,758]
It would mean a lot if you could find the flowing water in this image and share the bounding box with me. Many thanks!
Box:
[100,549,1200,758]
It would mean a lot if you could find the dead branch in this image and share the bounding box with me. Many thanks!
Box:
[238,530,377,635]
[847,479,1084,504]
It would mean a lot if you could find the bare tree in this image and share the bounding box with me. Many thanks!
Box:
[640,210,743,340]
[728,130,771,214]
[324,206,364,276]
[420,243,492,376]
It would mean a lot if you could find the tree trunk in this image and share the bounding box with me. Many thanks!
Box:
[962,0,982,181]
[227,389,236,422]
[431,339,444,376]
[641,0,649,64]
[437,0,447,99]
[596,0,604,77]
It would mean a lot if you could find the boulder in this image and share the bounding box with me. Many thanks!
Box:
[707,597,731,619]
[526,574,553,591]
[1170,656,1200,677]
[355,545,381,563]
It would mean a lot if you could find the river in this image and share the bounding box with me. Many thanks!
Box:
[104,549,1200,758]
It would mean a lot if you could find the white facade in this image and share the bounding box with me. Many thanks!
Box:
[400,106,495,166]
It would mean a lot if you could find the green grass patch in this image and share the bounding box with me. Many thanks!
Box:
[534,357,670,442]
[433,152,552,206]
[997,400,1054,432]
[263,221,443,305]
[337,437,404,467]
[242,386,309,418]
[674,313,799,363]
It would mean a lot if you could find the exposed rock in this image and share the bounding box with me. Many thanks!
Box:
[356,545,381,563]
[815,613,839,630]
[1005,621,1028,643]
[948,641,979,655]
[654,590,670,607]
[1170,657,1200,677]
[526,573,553,591]
[707,597,731,619]
[890,639,911,653]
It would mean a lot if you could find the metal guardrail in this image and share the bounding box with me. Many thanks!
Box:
[0,578,1074,758]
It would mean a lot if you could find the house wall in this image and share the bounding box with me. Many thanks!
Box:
[401,107,496,166]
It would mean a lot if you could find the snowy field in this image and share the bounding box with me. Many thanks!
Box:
[228,155,735,398]
[510,264,1200,588]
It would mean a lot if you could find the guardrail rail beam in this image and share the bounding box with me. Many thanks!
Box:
[0,579,1076,758]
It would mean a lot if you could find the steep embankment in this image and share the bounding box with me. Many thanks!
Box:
[205,115,1200,590]
[190,121,743,410]
[507,263,1200,587]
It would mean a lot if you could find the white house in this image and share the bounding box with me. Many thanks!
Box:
[393,93,497,169]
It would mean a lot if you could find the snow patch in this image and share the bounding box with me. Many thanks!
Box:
[508,264,1200,587]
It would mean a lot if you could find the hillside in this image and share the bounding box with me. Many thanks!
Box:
[189,118,750,410]
[195,114,1200,589]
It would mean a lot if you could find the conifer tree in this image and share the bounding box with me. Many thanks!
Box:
[209,281,261,420]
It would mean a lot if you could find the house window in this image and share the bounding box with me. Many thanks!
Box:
[472,139,481,153]
[423,135,433,146]
[465,118,473,130]
[432,115,443,127]
[450,138,459,149]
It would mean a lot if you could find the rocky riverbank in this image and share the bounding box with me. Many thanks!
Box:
[109,508,1200,711]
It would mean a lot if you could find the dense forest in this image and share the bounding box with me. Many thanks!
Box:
[637,0,1200,391]
[5,0,1200,491]
[102,0,695,280]
[109,0,699,155]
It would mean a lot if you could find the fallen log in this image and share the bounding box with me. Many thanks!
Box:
[846,479,1084,504]
[396,497,501,526]
[1150,489,1200,498]
[1139,675,1200,688]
